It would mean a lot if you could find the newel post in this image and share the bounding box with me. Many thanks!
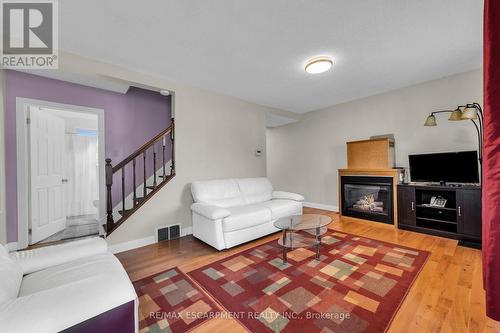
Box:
[105,158,114,232]
[170,118,175,176]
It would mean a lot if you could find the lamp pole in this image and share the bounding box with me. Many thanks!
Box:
[465,103,483,165]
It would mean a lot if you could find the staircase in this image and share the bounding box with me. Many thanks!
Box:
[104,120,175,235]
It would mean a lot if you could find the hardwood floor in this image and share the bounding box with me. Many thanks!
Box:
[116,207,500,333]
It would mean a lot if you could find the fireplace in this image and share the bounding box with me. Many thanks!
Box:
[341,176,394,225]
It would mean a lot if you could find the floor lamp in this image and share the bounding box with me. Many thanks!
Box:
[424,103,484,166]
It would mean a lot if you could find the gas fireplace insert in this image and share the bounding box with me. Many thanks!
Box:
[341,176,394,225]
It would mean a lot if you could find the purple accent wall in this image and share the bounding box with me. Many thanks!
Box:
[4,70,171,242]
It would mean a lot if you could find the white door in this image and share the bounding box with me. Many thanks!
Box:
[29,106,66,244]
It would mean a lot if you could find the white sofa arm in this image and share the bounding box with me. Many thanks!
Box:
[9,237,108,275]
[191,203,231,220]
[0,267,136,333]
[272,191,304,202]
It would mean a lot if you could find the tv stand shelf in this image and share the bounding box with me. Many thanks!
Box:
[397,184,481,245]
[417,217,456,225]
[415,205,456,211]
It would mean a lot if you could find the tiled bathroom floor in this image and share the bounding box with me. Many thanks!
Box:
[38,215,100,244]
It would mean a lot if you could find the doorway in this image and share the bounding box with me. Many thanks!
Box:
[16,98,105,248]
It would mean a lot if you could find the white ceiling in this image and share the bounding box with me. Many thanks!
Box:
[266,113,299,128]
[59,0,483,114]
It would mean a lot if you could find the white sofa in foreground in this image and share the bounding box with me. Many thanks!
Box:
[0,238,137,333]
[191,178,304,250]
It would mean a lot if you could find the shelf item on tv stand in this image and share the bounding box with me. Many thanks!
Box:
[397,183,481,247]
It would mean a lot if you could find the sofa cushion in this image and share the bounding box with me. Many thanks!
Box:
[222,205,272,232]
[258,200,303,220]
[0,258,23,304]
[191,179,246,207]
[237,178,273,205]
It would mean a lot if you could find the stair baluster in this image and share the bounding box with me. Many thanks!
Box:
[152,144,157,188]
[132,158,137,207]
[162,137,166,178]
[121,168,125,214]
[143,151,147,198]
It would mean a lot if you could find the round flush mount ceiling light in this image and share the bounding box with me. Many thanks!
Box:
[160,89,170,96]
[304,56,334,74]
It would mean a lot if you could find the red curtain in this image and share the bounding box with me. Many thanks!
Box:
[483,0,500,321]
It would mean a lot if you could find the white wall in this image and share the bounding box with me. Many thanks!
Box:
[50,53,277,246]
[0,70,6,245]
[267,69,482,208]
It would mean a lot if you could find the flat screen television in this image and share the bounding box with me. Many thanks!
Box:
[409,151,479,183]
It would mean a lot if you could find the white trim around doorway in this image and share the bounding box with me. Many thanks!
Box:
[15,98,106,250]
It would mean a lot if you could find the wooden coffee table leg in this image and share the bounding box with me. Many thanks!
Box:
[315,227,321,260]
[282,229,288,264]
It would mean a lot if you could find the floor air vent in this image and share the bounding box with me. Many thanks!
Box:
[155,224,181,242]
[169,225,180,240]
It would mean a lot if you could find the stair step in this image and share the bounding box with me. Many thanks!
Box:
[135,197,145,203]
[119,209,132,216]
[146,185,157,190]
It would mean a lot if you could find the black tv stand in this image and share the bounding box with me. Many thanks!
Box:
[397,183,481,247]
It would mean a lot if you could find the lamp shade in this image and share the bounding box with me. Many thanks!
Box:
[424,114,437,126]
[461,106,479,120]
[448,108,463,121]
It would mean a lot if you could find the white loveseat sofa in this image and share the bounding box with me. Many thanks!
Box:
[190,177,304,250]
[0,238,137,333]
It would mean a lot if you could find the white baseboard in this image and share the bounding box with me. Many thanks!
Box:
[6,242,18,252]
[108,236,156,254]
[108,226,193,254]
[181,227,193,237]
[303,202,339,212]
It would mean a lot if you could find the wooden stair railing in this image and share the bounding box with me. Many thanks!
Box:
[105,120,175,235]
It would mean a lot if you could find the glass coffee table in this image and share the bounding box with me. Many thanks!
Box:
[274,214,333,263]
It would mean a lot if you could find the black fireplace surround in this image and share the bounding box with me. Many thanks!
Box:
[341,176,394,225]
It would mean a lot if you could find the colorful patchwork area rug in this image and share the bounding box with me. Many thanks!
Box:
[188,231,429,333]
[133,267,221,332]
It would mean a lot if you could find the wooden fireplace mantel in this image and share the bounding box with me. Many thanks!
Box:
[338,168,399,176]
[346,138,395,170]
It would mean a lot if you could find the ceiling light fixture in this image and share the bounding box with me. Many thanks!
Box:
[305,56,333,74]
[160,89,170,96]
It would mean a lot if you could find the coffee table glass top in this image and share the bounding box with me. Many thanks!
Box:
[274,214,333,261]
[274,214,332,231]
